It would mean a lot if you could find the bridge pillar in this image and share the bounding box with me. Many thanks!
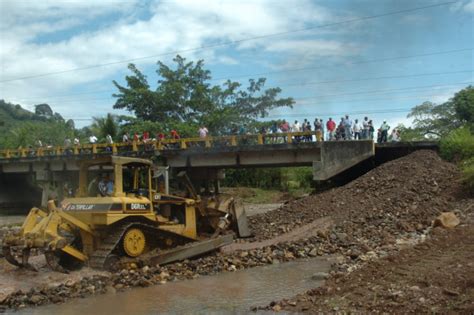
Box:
[313,140,374,180]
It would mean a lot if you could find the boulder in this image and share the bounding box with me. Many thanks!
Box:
[433,212,460,229]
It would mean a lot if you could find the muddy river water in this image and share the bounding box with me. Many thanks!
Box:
[13,257,333,314]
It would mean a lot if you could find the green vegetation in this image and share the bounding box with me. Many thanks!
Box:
[461,158,474,190]
[0,100,75,149]
[112,55,294,137]
[223,167,313,194]
[440,127,474,161]
[405,86,474,188]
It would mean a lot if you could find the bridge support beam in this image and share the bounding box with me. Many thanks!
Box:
[313,141,374,180]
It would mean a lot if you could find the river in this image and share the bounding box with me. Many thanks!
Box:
[14,257,333,315]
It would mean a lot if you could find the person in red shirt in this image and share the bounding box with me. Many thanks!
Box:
[170,130,180,140]
[142,131,150,143]
[326,117,336,141]
[133,132,139,142]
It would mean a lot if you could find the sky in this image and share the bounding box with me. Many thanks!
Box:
[0,0,473,129]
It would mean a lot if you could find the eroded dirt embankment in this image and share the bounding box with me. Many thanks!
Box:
[1,150,471,311]
[260,213,474,313]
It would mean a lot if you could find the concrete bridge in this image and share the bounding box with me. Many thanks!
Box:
[0,131,438,213]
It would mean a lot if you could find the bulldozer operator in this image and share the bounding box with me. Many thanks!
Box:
[98,174,114,196]
[88,174,114,197]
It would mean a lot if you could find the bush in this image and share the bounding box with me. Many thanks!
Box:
[461,157,474,189]
[439,127,474,162]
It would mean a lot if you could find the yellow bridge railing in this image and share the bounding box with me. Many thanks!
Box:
[0,131,321,160]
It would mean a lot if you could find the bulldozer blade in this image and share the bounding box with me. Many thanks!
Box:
[2,246,37,271]
[2,246,22,267]
[21,248,37,271]
[45,251,69,274]
[233,201,252,238]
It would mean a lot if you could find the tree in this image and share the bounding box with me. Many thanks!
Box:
[112,55,294,136]
[91,113,119,140]
[407,101,461,137]
[66,119,75,130]
[35,104,53,117]
[451,85,474,125]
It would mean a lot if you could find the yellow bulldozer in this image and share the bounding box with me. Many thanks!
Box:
[2,156,250,272]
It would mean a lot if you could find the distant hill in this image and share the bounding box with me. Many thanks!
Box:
[0,100,74,149]
[0,100,46,128]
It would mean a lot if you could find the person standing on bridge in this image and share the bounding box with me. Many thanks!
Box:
[353,119,362,140]
[343,115,353,140]
[280,120,289,143]
[122,132,130,144]
[199,126,209,139]
[89,134,97,144]
[379,121,390,143]
[362,117,369,139]
[320,119,325,141]
[105,134,114,152]
[368,120,374,140]
[292,120,301,143]
[326,118,336,141]
[314,118,322,142]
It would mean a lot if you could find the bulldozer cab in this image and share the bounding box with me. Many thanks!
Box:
[77,156,154,200]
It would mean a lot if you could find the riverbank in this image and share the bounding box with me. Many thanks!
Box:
[260,211,474,313]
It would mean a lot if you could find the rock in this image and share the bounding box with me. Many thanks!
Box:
[308,248,318,257]
[409,285,420,291]
[114,284,124,290]
[105,286,116,294]
[443,288,460,296]
[272,304,282,312]
[29,295,43,304]
[311,272,329,280]
[240,251,248,258]
[433,212,460,229]
[142,266,150,273]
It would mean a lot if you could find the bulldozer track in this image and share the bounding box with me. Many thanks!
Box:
[88,222,190,270]
[89,223,135,269]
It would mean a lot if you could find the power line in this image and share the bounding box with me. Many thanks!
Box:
[211,48,473,81]
[293,82,472,101]
[0,0,459,83]
[66,107,414,122]
[266,107,412,119]
[26,81,468,106]
[282,70,472,88]
[12,67,472,102]
[63,91,450,122]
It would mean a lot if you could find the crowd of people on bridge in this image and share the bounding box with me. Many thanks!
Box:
[258,115,400,143]
[19,115,400,157]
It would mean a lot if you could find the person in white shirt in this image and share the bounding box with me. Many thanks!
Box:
[292,120,301,142]
[390,129,400,142]
[353,119,362,140]
[362,117,369,139]
[198,126,209,138]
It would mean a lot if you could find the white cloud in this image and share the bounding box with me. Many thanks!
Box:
[463,0,474,12]
[0,0,365,126]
